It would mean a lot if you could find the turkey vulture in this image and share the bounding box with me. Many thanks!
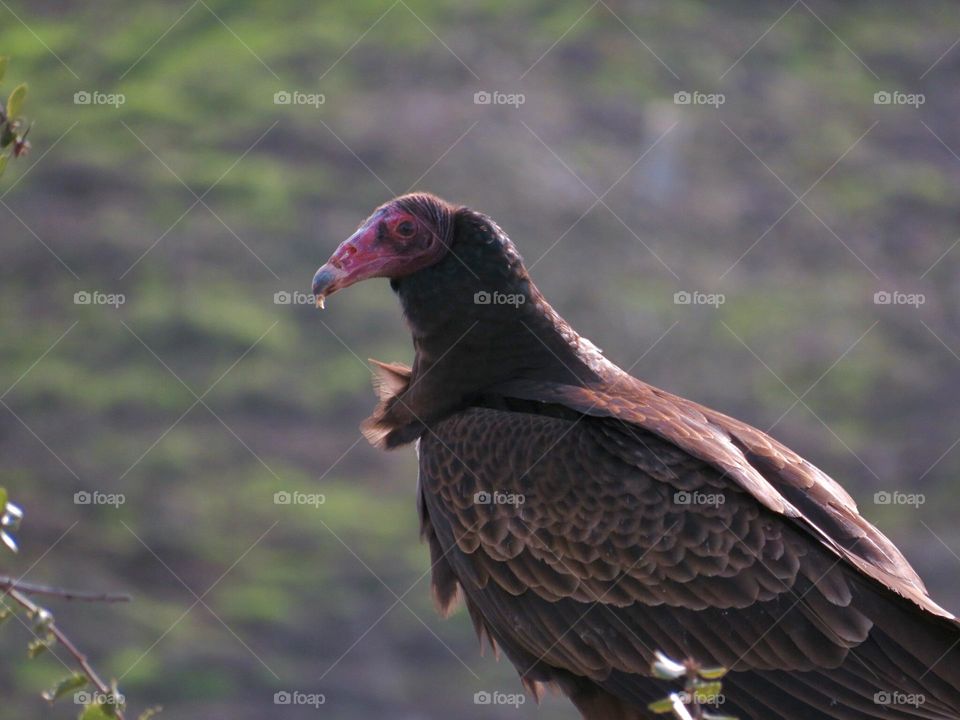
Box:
[311,193,960,719]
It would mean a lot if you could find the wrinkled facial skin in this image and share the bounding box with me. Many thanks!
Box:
[312,205,444,307]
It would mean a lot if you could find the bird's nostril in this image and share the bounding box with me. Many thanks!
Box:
[333,245,358,270]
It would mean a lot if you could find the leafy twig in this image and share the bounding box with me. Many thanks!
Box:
[649,651,737,720]
[1,485,133,718]
[4,587,126,720]
[0,55,31,178]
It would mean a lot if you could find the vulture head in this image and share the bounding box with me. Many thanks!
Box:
[311,192,606,447]
[311,193,458,307]
[311,193,539,330]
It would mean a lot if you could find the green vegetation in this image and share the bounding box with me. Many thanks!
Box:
[0,56,30,176]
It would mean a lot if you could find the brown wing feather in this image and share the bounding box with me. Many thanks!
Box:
[420,408,868,663]
[416,405,960,718]
[488,375,946,617]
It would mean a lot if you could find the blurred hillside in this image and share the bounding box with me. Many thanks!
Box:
[1,1,960,717]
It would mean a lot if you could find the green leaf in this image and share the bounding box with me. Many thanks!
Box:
[28,637,52,658]
[0,57,7,84]
[0,487,7,509]
[698,665,729,680]
[99,684,125,717]
[0,154,6,179]
[691,680,723,699]
[79,705,112,720]
[42,673,88,702]
[7,83,27,120]
[702,714,739,720]
[648,697,679,714]
[648,694,694,719]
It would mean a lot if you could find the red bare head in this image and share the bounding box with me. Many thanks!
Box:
[312,193,457,307]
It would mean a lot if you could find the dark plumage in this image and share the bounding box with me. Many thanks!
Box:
[312,193,960,719]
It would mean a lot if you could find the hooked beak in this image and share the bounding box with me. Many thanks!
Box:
[312,221,394,309]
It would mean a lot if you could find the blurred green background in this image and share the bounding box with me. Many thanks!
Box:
[1,1,959,717]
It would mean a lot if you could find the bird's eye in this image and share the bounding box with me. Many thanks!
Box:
[397,220,416,237]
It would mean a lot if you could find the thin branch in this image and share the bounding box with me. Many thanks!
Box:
[4,587,126,720]
[0,576,131,602]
